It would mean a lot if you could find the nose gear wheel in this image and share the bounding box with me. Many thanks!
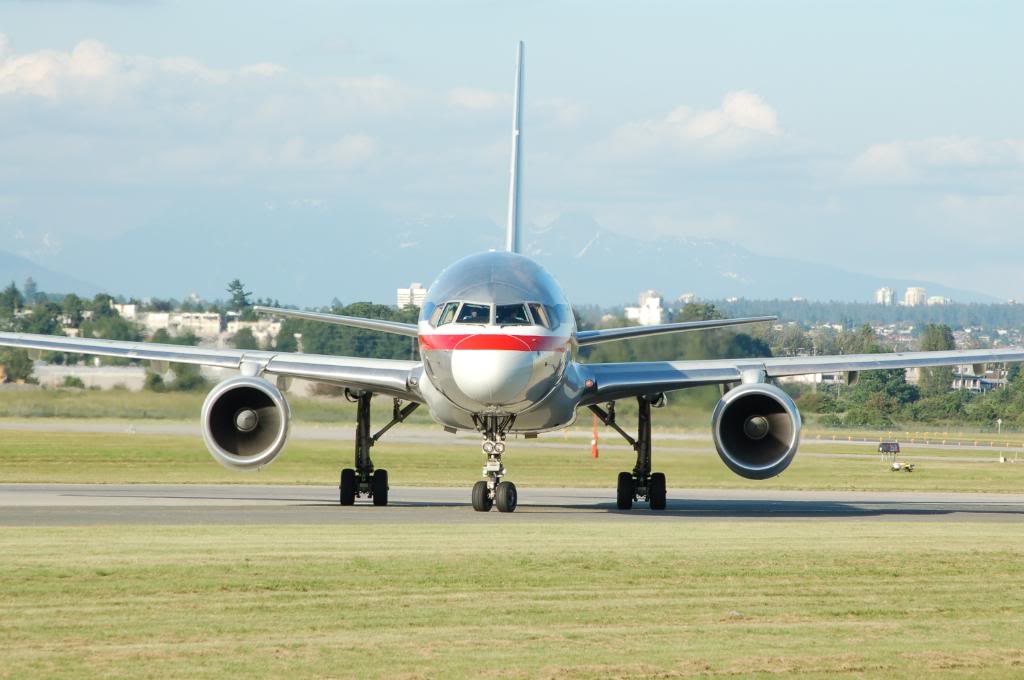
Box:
[471,414,517,513]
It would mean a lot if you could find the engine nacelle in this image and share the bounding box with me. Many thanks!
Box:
[711,382,801,480]
[201,376,291,470]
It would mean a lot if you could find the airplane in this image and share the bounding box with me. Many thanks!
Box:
[3,41,1024,513]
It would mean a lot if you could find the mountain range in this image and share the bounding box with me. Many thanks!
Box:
[5,204,995,306]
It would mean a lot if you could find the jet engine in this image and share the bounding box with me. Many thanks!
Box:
[201,376,291,470]
[711,382,801,480]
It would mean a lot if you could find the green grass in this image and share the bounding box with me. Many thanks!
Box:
[1,522,1022,679]
[0,389,437,425]
[3,429,1024,492]
[0,387,716,428]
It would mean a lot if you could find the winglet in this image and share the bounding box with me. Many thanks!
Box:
[505,41,524,254]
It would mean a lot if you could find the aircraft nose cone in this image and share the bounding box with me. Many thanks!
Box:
[450,346,535,405]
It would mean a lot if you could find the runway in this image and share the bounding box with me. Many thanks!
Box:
[2,484,1023,525]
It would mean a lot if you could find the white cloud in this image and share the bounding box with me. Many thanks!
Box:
[448,87,505,111]
[533,97,583,126]
[240,62,286,78]
[608,91,781,156]
[0,34,280,98]
[849,136,1024,184]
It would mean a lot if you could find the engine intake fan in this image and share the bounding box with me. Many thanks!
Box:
[201,376,291,470]
[711,382,801,480]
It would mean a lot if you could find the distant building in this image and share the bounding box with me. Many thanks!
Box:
[112,302,138,319]
[874,287,895,305]
[678,293,697,305]
[624,290,664,326]
[926,295,951,306]
[224,319,282,347]
[396,282,427,309]
[138,312,223,340]
[903,287,927,306]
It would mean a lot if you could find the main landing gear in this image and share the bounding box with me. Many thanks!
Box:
[471,414,518,513]
[589,396,668,511]
[339,391,419,507]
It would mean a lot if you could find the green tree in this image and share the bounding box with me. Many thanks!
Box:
[0,282,23,318]
[231,327,260,350]
[918,324,956,397]
[23,277,38,304]
[227,279,256,320]
[89,293,116,319]
[61,293,84,328]
[0,348,33,382]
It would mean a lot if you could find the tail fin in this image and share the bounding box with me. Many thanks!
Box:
[505,41,524,253]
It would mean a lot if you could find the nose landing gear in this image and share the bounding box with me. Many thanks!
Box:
[471,415,517,513]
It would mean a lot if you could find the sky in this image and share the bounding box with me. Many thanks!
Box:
[2,0,1023,300]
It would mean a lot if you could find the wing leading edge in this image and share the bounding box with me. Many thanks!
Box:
[0,331,421,401]
[253,306,419,337]
[576,316,776,346]
[580,347,1024,404]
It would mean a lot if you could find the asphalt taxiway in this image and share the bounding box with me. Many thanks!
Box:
[1,484,1023,525]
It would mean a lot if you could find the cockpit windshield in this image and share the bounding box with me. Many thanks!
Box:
[434,301,459,326]
[527,303,550,329]
[455,303,491,324]
[495,303,531,326]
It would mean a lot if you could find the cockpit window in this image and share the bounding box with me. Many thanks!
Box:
[456,303,491,324]
[495,303,531,326]
[544,304,561,330]
[527,303,550,329]
[435,301,460,326]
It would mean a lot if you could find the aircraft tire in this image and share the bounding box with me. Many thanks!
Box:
[495,481,518,513]
[616,472,634,510]
[339,468,357,506]
[472,480,492,512]
[372,469,389,506]
[649,472,667,510]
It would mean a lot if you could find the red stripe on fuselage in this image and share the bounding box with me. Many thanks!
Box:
[419,334,570,351]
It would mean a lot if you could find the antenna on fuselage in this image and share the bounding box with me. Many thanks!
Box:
[505,41,524,254]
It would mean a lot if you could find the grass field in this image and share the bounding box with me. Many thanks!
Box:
[3,390,1024,678]
[1,522,1022,679]
[2,428,1024,492]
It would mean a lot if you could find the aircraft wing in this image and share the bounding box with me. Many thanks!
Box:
[579,347,1024,404]
[0,331,421,401]
[253,306,419,337]
[576,316,775,346]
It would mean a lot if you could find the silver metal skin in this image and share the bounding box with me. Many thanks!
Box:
[505,41,524,255]
[416,251,581,432]
[252,306,418,337]
[711,382,801,480]
[201,376,291,471]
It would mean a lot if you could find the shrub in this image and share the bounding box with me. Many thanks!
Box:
[61,375,86,389]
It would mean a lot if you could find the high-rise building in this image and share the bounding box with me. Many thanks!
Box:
[624,290,664,326]
[874,287,895,305]
[927,295,951,306]
[396,282,427,309]
[903,287,927,307]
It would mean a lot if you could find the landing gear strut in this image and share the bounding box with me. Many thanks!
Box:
[471,414,517,513]
[589,396,667,510]
[339,391,419,507]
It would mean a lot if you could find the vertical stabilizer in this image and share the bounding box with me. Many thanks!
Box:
[505,41,524,253]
